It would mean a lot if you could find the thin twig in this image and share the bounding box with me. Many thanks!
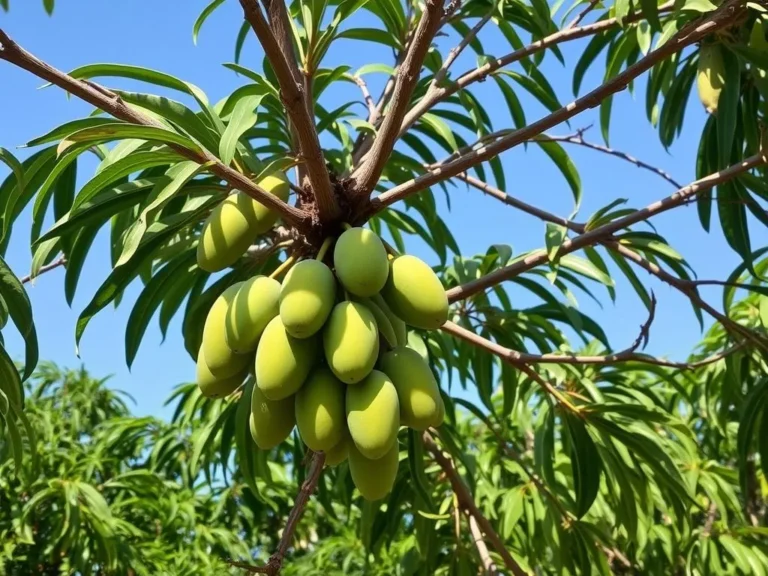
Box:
[230,451,326,575]
[20,257,67,284]
[540,127,682,188]
[467,514,502,576]
[443,152,764,303]
[353,75,376,119]
[431,6,494,88]
[369,0,743,212]
[238,0,338,221]
[351,0,446,197]
[423,432,529,576]
[0,28,307,228]
[564,0,601,30]
[398,2,675,135]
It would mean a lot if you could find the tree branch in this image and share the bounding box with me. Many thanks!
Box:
[352,75,376,119]
[444,153,764,303]
[20,257,67,285]
[398,2,675,135]
[368,0,744,214]
[538,127,683,188]
[351,0,446,197]
[467,514,502,576]
[0,29,308,228]
[423,431,529,576]
[431,6,494,89]
[230,451,326,574]
[564,0,601,30]
[238,0,338,221]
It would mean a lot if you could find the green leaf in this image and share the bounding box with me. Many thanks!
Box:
[335,27,398,48]
[193,0,226,44]
[58,123,200,155]
[718,181,753,273]
[75,198,216,352]
[696,116,717,231]
[545,223,567,262]
[535,141,581,210]
[558,255,615,287]
[737,379,768,500]
[0,342,23,409]
[0,148,24,205]
[407,430,434,512]
[716,48,740,169]
[70,150,181,212]
[563,412,602,518]
[219,95,265,166]
[0,255,37,381]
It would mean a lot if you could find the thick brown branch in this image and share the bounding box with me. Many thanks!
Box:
[238,0,338,221]
[370,0,744,213]
[444,153,763,303]
[0,29,308,228]
[423,432,529,576]
[232,451,325,574]
[351,0,446,197]
[399,2,675,135]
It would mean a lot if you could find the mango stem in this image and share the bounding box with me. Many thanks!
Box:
[315,237,333,262]
[270,255,296,280]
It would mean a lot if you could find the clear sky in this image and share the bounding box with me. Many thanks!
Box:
[1,1,764,418]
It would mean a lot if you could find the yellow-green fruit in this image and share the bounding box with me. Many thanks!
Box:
[432,393,446,427]
[196,350,245,398]
[246,173,291,234]
[697,44,725,115]
[323,302,379,384]
[279,260,336,339]
[324,432,350,467]
[381,255,448,330]
[225,276,281,353]
[356,297,397,348]
[295,367,345,451]
[196,175,288,273]
[407,331,429,363]
[250,384,296,450]
[349,442,399,501]
[201,283,251,378]
[255,316,318,400]
[333,227,389,297]
[370,293,406,346]
[380,346,441,431]
[346,370,400,459]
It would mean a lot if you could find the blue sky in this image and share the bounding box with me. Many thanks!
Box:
[1,1,764,417]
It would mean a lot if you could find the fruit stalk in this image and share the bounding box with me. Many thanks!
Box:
[269,256,297,280]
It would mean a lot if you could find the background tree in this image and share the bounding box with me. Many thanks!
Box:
[0,0,767,574]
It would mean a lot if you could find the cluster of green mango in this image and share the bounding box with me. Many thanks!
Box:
[195,225,449,501]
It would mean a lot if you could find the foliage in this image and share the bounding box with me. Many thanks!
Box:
[0,0,767,574]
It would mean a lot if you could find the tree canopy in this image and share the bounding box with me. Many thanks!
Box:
[0,0,767,574]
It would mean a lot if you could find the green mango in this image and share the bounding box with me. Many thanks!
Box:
[296,367,346,451]
[225,275,281,353]
[201,283,250,378]
[346,369,400,459]
[279,259,336,338]
[381,255,448,330]
[349,441,399,501]
[323,301,379,384]
[380,346,441,431]
[250,383,296,450]
[196,349,246,398]
[255,316,318,400]
[333,227,389,297]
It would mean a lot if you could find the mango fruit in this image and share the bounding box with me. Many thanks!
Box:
[323,302,379,384]
[380,346,441,431]
[349,442,399,501]
[196,174,289,272]
[324,431,350,467]
[371,293,406,346]
[407,331,430,363]
[201,283,250,378]
[280,260,336,338]
[255,316,318,400]
[225,275,281,353]
[346,370,400,459]
[432,393,446,427]
[381,255,448,330]
[355,297,397,348]
[196,349,245,398]
[697,44,725,115]
[333,227,389,296]
[250,384,296,449]
[295,367,345,451]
